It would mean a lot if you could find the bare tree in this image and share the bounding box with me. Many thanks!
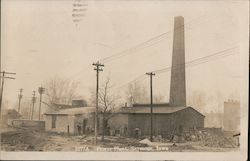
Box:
[44,76,79,110]
[15,100,32,119]
[125,82,166,105]
[188,90,207,113]
[153,94,165,103]
[90,76,120,141]
[125,82,149,105]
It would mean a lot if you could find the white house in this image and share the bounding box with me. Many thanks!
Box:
[44,107,95,135]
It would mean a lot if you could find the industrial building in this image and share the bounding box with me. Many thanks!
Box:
[108,16,205,138]
[43,16,205,138]
[223,100,240,132]
[108,103,204,138]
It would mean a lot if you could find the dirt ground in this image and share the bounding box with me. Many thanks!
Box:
[0,126,239,152]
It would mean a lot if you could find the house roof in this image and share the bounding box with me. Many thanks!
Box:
[118,105,204,116]
[44,104,204,117]
[132,103,170,107]
[52,103,72,108]
[44,107,95,115]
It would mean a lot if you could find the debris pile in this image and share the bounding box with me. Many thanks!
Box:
[101,136,147,147]
[1,127,238,151]
[173,128,238,148]
[201,133,237,148]
[1,130,47,151]
[139,138,154,146]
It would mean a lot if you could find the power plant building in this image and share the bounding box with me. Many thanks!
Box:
[43,16,205,137]
[108,16,205,138]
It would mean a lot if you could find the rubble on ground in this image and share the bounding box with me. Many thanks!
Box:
[138,128,237,149]
[1,127,238,151]
[169,128,237,148]
[1,129,48,151]
[139,138,154,146]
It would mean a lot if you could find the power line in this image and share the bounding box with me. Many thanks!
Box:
[69,14,216,78]
[0,71,16,118]
[115,46,238,90]
[38,86,45,121]
[92,61,104,146]
[99,14,214,63]
[18,88,23,113]
[31,91,36,120]
[153,46,238,74]
[115,74,147,90]
[146,72,155,142]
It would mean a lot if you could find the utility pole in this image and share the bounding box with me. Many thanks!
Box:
[18,88,23,113]
[31,91,36,120]
[146,72,155,142]
[92,61,104,146]
[29,103,32,120]
[0,71,16,118]
[38,86,45,120]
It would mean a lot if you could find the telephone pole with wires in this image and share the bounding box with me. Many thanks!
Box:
[146,72,155,142]
[0,71,16,117]
[31,91,36,120]
[18,88,23,113]
[92,61,104,145]
[38,86,45,120]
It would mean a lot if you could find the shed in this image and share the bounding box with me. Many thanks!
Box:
[44,107,95,135]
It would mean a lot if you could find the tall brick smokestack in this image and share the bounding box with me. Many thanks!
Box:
[169,16,186,106]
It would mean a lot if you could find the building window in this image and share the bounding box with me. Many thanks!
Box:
[52,115,56,128]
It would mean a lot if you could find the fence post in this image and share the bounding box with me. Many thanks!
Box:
[67,125,70,137]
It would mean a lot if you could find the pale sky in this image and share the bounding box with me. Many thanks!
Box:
[1,0,249,113]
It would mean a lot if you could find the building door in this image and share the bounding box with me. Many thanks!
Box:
[52,115,56,128]
[82,119,87,134]
[115,129,120,136]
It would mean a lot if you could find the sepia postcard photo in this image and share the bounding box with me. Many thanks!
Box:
[0,0,249,160]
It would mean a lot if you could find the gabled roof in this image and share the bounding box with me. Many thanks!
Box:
[119,106,186,114]
[44,107,95,115]
[118,105,204,116]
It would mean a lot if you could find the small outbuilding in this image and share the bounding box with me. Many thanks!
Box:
[44,107,96,135]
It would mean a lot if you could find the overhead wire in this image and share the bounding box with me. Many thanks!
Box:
[114,46,238,90]
[69,13,235,89]
[69,14,216,79]
[99,14,213,63]
[153,46,238,74]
